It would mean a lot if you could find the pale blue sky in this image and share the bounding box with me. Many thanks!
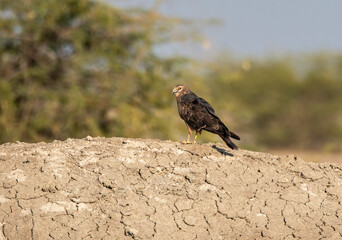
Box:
[108,0,342,58]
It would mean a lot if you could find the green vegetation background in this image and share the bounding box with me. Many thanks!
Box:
[1,0,342,151]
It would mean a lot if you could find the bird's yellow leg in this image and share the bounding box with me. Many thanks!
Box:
[182,133,191,144]
[182,124,192,144]
[194,132,198,143]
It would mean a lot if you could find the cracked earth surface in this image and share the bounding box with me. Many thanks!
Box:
[0,137,342,239]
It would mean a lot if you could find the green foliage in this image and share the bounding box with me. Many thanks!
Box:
[0,0,188,142]
[205,55,342,150]
[0,0,341,151]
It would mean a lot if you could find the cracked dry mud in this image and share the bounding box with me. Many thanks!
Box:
[0,137,342,240]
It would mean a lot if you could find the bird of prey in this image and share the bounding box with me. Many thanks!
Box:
[172,84,240,150]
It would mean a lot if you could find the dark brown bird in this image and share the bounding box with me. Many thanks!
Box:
[172,84,240,150]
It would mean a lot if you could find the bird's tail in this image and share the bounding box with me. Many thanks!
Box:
[229,131,240,140]
[219,134,239,150]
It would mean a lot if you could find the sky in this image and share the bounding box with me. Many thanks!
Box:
[107,0,342,59]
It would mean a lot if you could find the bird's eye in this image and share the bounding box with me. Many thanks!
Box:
[178,87,181,90]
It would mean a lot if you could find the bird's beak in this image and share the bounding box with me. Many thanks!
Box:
[172,89,177,95]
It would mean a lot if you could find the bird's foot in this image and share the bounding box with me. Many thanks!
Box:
[182,140,191,144]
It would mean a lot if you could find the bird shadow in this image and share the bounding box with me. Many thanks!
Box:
[211,145,234,157]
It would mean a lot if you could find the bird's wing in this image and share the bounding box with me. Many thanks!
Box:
[179,94,209,129]
[177,92,240,146]
[188,95,221,131]
[197,97,228,133]
[198,98,239,140]
[198,97,218,118]
[178,94,197,121]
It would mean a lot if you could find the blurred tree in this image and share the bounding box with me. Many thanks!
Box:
[0,0,341,151]
[205,55,342,151]
[296,55,342,150]
[0,0,191,142]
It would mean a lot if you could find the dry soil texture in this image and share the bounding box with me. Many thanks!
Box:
[0,137,342,240]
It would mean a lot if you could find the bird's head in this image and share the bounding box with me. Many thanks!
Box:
[172,84,188,97]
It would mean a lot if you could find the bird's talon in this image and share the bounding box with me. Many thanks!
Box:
[182,140,191,144]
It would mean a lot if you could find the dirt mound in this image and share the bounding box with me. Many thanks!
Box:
[0,137,342,239]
